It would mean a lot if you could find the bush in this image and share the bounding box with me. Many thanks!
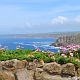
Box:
[72,61,80,69]
[55,57,70,65]
[33,52,42,60]
[69,57,80,69]
[42,56,53,63]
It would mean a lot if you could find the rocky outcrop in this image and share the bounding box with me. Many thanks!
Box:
[34,68,43,80]
[43,62,61,75]
[27,70,34,80]
[51,33,80,46]
[15,69,29,80]
[42,73,62,80]
[77,68,80,77]
[2,59,27,71]
[0,60,80,80]
[0,71,15,80]
[61,63,75,77]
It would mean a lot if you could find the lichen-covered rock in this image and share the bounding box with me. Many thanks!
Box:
[15,60,27,69]
[43,62,61,75]
[34,68,43,80]
[77,68,80,77]
[61,63,75,77]
[37,60,44,68]
[42,72,62,80]
[27,62,34,70]
[36,61,44,68]
[27,70,34,80]
[27,61,43,70]
[15,69,29,80]
[0,71,15,80]
[0,61,2,71]
[2,60,15,71]
[32,59,44,69]
[2,60,27,71]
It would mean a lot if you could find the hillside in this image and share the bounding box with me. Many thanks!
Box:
[0,31,80,38]
[51,33,80,46]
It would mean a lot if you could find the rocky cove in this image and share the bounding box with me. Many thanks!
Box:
[0,59,80,80]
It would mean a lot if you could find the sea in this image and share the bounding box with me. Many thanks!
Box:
[0,37,58,52]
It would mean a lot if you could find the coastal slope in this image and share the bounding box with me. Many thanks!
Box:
[51,33,80,46]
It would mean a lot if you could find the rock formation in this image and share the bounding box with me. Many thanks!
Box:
[0,59,80,80]
[51,33,80,47]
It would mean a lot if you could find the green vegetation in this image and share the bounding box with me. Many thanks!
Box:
[0,49,80,68]
[55,57,70,64]
[0,49,33,61]
[0,49,55,62]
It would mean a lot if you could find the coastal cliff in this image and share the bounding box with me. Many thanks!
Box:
[51,33,80,47]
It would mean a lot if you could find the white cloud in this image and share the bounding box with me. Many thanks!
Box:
[75,16,80,23]
[51,16,68,25]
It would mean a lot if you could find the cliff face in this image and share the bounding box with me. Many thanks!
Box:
[51,33,80,47]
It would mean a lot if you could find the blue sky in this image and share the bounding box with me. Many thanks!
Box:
[0,0,80,34]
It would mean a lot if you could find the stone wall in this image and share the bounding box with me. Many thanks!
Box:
[0,59,80,80]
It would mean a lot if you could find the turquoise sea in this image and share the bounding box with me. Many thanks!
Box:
[0,38,58,52]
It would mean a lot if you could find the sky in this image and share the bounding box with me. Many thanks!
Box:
[0,0,80,34]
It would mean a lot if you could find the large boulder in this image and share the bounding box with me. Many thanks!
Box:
[35,60,44,68]
[2,60,15,71]
[43,62,61,75]
[36,62,44,68]
[27,60,44,70]
[77,68,80,77]
[27,62,34,70]
[34,68,43,80]
[34,68,62,80]
[15,60,27,69]
[41,72,62,80]
[15,69,29,80]
[2,60,27,71]
[61,63,75,77]
[27,70,34,80]
[0,71,15,80]
[0,61,2,71]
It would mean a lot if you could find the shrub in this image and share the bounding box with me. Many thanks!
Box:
[42,56,53,63]
[69,57,80,69]
[55,57,70,65]
[33,52,42,60]
[72,61,80,69]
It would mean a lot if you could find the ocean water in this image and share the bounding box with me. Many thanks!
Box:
[0,38,58,52]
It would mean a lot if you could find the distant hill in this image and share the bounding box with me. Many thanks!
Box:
[0,31,80,39]
[51,33,80,46]
[8,32,80,38]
